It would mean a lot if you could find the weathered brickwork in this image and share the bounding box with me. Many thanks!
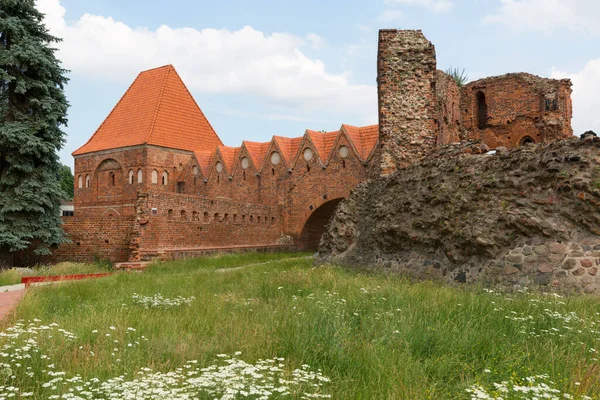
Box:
[16,30,575,266]
[15,216,135,265]
[435,70,462,146]
[378,30,438,175]
[460,73,573,148]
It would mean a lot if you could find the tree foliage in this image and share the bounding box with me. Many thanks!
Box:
[445,67,469,87]
[0,0,69,254]
[58,164,73,200]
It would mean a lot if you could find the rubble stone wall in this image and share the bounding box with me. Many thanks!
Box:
[318,137,600,294]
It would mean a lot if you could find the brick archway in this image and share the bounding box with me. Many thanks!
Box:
[298,198,344,250]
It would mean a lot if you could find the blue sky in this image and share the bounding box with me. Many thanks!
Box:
[35,0,600,169]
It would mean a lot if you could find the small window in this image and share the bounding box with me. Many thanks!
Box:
[257,216,261,224]
[339,145,349,159]
[137,169,143,183]
[204,212,209,223]
[168,209,174,219]
[181,210,187,220]
[224,213,229,222]
[109,172,115,186]
[303,148,313,161]
[242,215,246,223]
[85,175,90,188]
[476,91,487,130]
[241,157,250,170]
[192,166,198,175]
[250,215,254,223]
[271,152,281,165]
[62,210,74,217]
[216,162,223,173]
[128,169,134,184]
[192,211,199,221]
[214,213,220,222]
[151,170,158,184]
[233,214,238,223]
[162,171,168,186]
[271,217,275,224]
[78,175,83,189]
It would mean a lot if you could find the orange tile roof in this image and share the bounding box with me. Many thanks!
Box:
[342,124,379,160]
[193,150,214,177]
[217,146,241,174]
[273,136,303,166]
[73,65,223,156]
[243,141,271,170]
[306,130,338,161]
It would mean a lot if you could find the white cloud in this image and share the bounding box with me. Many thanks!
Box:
[384,0,454,12]
[378,9,404,21]
[552,59,600,135]
[35,0,375,118]
[484,0,600,35]
[305,33,326,50]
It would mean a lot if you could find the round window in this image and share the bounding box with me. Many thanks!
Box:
[339,145,349,159]
[303,148,313,162]
[215,162,223,173]
[271,152,281,165]
[241,157,250,169]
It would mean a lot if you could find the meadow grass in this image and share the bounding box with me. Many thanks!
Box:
[3,252,600,399]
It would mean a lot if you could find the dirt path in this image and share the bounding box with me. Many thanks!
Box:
[0,289,24,322]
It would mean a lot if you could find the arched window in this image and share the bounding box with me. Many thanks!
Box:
[85,175,90,188]
[137,169,143,183]
[204,212,209,223]
[128,170,134,184]
[162,171,168,186]
[476,91,488,130]
[151,170,158,184]
[109,172,115,186]
[78,175,83,189]
[520,136,535,146]
[180,210,187,220]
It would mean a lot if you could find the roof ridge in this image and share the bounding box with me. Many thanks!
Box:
[170,67,223,148]
[72,70,144,156]
[145,65,172,144]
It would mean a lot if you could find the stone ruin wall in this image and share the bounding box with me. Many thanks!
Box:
[377,29,574,176]
[460,74,573,148]
[377,30,438,176]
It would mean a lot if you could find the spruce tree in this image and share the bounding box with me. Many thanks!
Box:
[0,0,69,255]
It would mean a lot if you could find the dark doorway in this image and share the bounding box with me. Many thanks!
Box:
[476,91,487,130]
[298,198,344,250]
[520,136,535,146]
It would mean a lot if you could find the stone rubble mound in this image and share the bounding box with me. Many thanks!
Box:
[318,136,600,293]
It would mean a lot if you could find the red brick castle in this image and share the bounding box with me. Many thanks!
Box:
[15,30,573,265]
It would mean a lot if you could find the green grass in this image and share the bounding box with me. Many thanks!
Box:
[0,261,113,286]
[4,252,600,399]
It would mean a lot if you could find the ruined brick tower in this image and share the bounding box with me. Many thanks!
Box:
[377,30,438,176]
[377,29,573,176]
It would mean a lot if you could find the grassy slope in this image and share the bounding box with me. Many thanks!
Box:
[6,252,600,399]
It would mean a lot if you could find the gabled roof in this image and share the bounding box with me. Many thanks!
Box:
[243,141,271,170]
[273,136,303,166]
[342,124,379,160]
[193,150,213,177]
[217,146,241,174]
[73,65,223,156]
[306,130,338,161]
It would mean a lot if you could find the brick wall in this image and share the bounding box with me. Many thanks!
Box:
[460,73,573,148]
[130,192,283,260]
[435,70,462,146]
[14,215,135,266]
[377,29,438,175]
